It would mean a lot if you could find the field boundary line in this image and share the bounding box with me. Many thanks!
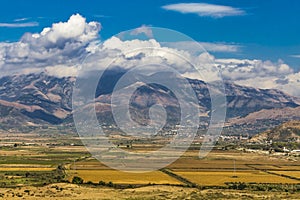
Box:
[160,168,196,186]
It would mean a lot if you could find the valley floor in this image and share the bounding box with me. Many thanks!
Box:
[0,132,299,199]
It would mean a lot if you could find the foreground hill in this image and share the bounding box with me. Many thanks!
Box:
[1,183,300,200]
[251,120,300,143]
[227,106,300,135]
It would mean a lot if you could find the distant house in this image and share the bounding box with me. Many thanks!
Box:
[283,147,290,152]
[291,149,300,154]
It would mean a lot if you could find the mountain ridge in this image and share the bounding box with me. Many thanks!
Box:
[0,72,299,134]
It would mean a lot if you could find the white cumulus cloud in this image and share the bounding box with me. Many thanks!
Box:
[215,58,300,96]
[0,14,101,76]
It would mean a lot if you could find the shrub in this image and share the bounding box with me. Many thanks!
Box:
[86,181,94,185]
[71,176,84,184]
[99,181,105,186]
[107,181,114,187]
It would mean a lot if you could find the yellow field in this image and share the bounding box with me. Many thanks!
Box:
[0,167,55,171]
[271,171,300,179]
[175,171,300,186]
[68,170,182,184]
[68,152,300,187]
[272,166,300,170]
[70,161,110,170]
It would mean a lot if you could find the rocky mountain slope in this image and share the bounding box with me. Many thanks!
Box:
[0,73,74,129]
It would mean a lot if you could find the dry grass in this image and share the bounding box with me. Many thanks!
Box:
[1,183,300,200]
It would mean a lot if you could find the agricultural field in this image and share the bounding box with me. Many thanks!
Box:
[0,132,299,199]
[66,149,300,188]
[0,167,54,171]
[271,171,300,179]
[0,132,89,187]
[174,171,299,186]
[0,170,64,187]
[68,170,182,185]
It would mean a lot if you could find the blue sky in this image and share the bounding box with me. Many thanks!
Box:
[0,0,300,69]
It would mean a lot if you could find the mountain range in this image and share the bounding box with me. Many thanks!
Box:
[0,71,300,135]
